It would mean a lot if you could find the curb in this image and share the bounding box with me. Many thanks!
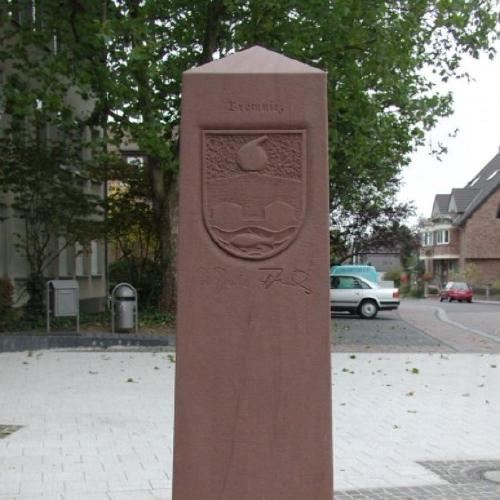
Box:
[0,334,175,353]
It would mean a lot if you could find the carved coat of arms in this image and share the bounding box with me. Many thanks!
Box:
[202,130,306,260]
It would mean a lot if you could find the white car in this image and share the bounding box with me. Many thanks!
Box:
[330,274,400,319]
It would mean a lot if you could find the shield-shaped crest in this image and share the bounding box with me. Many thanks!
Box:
[202,130,306,260]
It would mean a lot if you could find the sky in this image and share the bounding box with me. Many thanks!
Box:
[398,43,500,222]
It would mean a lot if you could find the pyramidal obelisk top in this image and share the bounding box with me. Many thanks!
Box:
[186,45,324,74]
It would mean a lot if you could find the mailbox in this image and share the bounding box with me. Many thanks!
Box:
[46,280,80,333]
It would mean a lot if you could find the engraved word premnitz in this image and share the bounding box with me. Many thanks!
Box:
[228,101,285,114]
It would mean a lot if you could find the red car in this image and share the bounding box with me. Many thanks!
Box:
[440,282,473,303]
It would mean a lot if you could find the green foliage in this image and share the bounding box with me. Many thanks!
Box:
[24,273,46,321]
[1,1,498,312]
[0,5,106,314]
[0,131,103,315]
[449,263,484,285]
[0,135,104,266]
[107,157,159,269]
[408,288,425,299]
[109,257,162,309]
[384,268,404,287]
[0,307,175,333]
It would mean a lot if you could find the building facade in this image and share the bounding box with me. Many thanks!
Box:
[420,150,500,286]
[0,5,107,312]
[0,188,107,312]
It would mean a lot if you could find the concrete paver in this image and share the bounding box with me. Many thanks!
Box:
[0,351,174,500]
[1,350,500,499]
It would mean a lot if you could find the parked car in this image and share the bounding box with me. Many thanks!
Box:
[330,274,400,319]
[439,282,473,303]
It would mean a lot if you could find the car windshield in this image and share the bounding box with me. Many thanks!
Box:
[449,282,468,290]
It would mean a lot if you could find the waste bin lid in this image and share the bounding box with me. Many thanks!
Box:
[114,284,135,299]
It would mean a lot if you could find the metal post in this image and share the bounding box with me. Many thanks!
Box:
[135,301,138,333]
[76,294,80,334]
[111,298,115,333]
[46,282,50,333]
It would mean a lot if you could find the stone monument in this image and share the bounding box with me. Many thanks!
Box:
[173,46,332,500]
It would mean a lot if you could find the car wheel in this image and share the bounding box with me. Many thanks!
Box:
[448,297,453,302]
[467,299,472,303]
[459,299,463,303]
[359,300,378,319]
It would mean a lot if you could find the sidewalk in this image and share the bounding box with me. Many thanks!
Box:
[1,350,500,499]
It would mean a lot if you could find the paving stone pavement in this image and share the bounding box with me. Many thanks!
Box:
[1,351,500,499]
[336,460,500,498]
[331,308,451,353]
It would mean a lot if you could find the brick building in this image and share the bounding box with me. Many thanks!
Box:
[419,149,500,285]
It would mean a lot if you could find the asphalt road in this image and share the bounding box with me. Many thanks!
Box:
[332,298,500,353]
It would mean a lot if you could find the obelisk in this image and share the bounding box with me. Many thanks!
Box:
[173,46,332,500]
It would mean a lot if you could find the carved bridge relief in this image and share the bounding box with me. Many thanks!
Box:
[202,130,306,260]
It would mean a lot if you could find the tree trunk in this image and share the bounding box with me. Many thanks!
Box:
[149,159,178,314]
[160,171,178,314]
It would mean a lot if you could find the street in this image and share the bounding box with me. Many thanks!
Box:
[332,298,500,353]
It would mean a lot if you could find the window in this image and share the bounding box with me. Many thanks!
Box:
[58,237,70,276]
[486,170,498,181]
[421,232,433,246]
[436,229,449,245]
[9,0,35,26]
[75,243,85,276]
[125,155,145,167]
[90,240,100,276]
[331,276,370,290]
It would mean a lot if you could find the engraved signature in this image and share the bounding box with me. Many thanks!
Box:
[198,266,312,294]
[258,267,312,294]
[198,266,250,293]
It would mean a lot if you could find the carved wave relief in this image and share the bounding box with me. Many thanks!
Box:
[210,226,297,258]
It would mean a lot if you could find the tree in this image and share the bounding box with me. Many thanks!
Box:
[0,135,103,316]
[106,156,162,307]
[0,6,104,316]
[2,1,498,313]
[329,196,416,264]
